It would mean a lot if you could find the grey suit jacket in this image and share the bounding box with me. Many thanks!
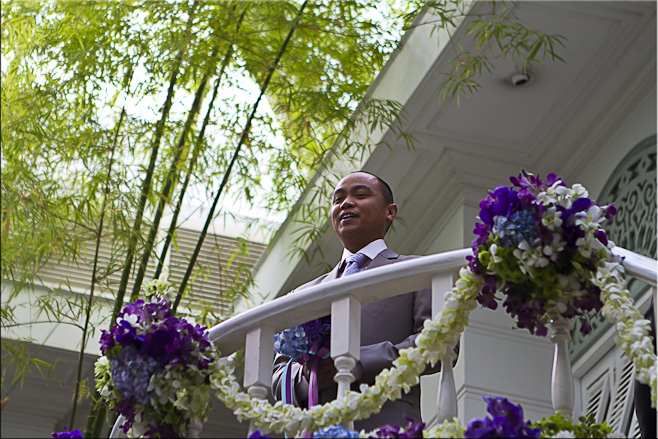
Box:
[272,249,441,431]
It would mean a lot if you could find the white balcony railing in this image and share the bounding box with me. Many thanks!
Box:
[109,246,657,437]
[207,246,656,435]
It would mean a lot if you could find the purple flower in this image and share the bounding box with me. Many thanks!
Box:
[604,203,616,221]
[51,428,83,438]
[368,416,425,438]
[465,396,540,438]
[304,318,321,333]
[465,418,497,438]
[249,431,272,439]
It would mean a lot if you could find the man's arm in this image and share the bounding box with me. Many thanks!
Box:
[353,287,444,385]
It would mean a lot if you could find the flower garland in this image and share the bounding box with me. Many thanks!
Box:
[209,172,656,436]
[210,266,481,435]
[95,280,216,438]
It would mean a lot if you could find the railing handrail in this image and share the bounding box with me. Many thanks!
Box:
[610,247,657,286]
[208,246,657,355]
[208,248,471,353]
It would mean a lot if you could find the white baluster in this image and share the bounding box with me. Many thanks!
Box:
[331,295,361,430]
[244,326,274,436]
[436,350,458,423]
[653,287,657,334]
[432,272,458,422]
[549,313,574,418]
[185,417,203,438]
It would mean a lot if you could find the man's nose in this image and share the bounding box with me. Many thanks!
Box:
[340,196,356,208]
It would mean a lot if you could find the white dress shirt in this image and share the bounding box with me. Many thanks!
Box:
[339,239,387,270]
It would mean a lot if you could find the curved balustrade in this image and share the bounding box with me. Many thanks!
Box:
[108,246,656,436]
[207,246,656,430]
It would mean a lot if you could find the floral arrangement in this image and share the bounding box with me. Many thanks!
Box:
[275,315,331,407]
[366,417,426,438]
[51,428,83,438]
[274,315,331,363]
[209,172,656,437]
[463,396,540,438]
[469,171,616,336]
[95,280,216,438]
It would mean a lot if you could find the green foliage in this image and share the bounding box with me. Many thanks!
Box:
[531,412,612,438]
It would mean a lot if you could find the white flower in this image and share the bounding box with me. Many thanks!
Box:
[117,313,139,327]
[553,430,576,438]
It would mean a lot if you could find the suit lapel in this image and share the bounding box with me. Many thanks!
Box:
[318,248,399,285]
[322,262,342,283]
[365,248,399,269]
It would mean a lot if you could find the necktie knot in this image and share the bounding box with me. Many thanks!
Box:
[341,252,370,277]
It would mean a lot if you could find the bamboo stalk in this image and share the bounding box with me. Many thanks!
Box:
[130,45,220,300]
[77,106,125,437]
[153,4,247,281]
[172,0,309,313]
[112,0,199,319]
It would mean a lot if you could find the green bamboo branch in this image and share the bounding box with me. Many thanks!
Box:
[112,0,199,320]
[70,105,123,430]
[154,5,248,281]
[130,45,220,300]
[172,0,310,313]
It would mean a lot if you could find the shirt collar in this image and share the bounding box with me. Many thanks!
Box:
[341,239,387,264]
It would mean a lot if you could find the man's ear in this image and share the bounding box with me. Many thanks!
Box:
[386,203,398,224]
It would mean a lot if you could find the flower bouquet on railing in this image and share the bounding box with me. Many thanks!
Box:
[274,315,331,408]
[94,280,216,438]
[469,170,617,336]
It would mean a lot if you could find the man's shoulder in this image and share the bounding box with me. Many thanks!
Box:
[380,250,420,262]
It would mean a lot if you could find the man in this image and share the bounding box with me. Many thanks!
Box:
[272,171,444,431]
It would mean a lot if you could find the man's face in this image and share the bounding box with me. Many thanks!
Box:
[330,173,397,253]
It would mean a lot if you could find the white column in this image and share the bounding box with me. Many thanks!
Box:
[432,272,458,423]
[549,313,574,418]
[244,326,275,436]
[331,295,361,430]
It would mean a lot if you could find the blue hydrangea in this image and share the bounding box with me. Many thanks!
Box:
[110,344,161,405]
[274,324,307,358]
[492,209,538,248]
[316,425,360,438]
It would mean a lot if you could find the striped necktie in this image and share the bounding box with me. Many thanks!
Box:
[341,252,370,277]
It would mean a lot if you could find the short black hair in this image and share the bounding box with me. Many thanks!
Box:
[350,171,394,204]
